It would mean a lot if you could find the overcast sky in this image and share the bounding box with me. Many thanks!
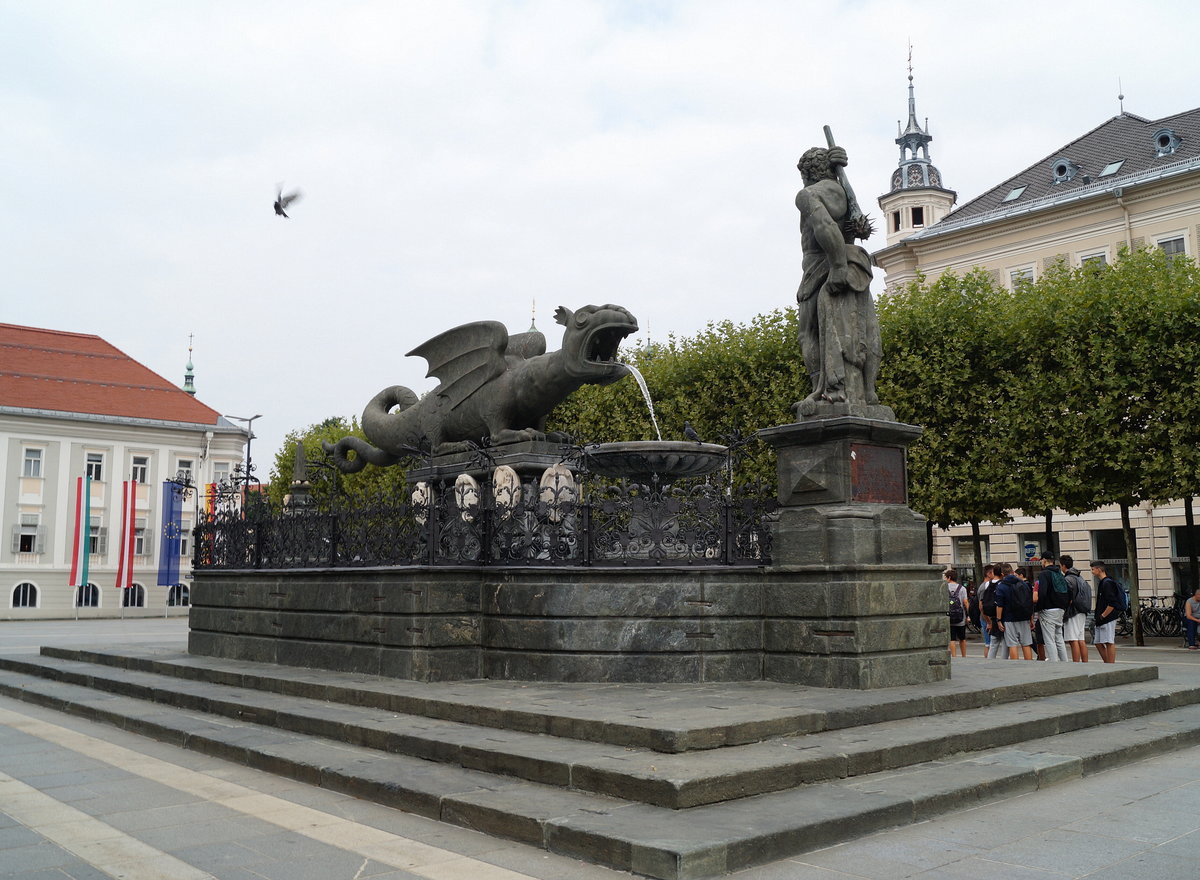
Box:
[5,0,1199,471]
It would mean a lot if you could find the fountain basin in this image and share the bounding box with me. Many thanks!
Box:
[585,440,728,483]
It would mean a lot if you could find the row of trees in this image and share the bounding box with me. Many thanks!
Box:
[268,248,1200,640]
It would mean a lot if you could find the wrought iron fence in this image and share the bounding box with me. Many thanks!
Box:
[194,468,776,570]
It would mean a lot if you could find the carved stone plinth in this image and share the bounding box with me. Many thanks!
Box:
[758,417,947,689]
[406,440,574,486]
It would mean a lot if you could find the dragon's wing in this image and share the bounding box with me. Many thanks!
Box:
[505,330,546,361]
[407,321,509,411]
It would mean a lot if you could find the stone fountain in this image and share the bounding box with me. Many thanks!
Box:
[189,130,945,690]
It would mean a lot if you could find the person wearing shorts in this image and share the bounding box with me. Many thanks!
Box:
[1090,561,1122,663]
[945,569,968,657]
[994,562,1034,660]
[1061,555,1090,662]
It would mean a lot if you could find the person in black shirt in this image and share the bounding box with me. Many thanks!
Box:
[1089,560,1122,663]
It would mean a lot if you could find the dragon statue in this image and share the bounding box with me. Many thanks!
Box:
[323,304,638,472]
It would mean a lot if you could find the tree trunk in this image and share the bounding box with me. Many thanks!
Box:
[1044,510,1055,558]
[971,519,984,587]
[1186,496,1199,595]
[1120,500,1144,646]
[926,519,934,566]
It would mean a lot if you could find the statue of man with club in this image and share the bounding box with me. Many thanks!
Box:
[793,127,885,418]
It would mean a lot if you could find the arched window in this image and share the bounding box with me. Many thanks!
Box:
[167,584,190,607]
[122,583,146,608]
[12,582,38,608]
[75,582,100,608]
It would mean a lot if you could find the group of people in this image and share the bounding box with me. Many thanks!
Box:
[944,554,1127,663]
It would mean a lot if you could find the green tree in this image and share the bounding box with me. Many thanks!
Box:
[876,268,1016,578]
[548,309,806,486]
[266,416,409,509]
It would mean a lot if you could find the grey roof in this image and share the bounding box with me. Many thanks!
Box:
[909,107,1200,239]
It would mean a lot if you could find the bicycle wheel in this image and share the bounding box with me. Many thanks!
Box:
[1142,607,1164,637]
[1117,612,1133,638]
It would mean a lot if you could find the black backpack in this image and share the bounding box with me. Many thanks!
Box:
[1011,579,1035,618]
[980,581,998,618]
[948,585,966,626]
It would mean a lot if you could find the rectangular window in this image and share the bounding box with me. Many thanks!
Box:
[89,517,107,556]
[11,515,44,555]
[1080,252,1107,268]
[180,521,191,560]
[213,462,231,483]
[911,206,925,228]
[176,459,194,481]
[131,455,149,484]
[1010,267,1035,287]
[892,210,901,233]
[1159,236,1186,264]
[86,452,104,482]
[22,448,43,478]
[1172,524,1200,559]
[1091,528,1130,587]
[134,517,150,556]
[1018,532,1060,566]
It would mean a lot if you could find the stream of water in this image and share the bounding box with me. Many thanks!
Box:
[623,364,662,441]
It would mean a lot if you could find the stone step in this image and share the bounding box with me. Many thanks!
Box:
[2,651,1193,809]
[3,663,1200,880]
[34,645,1158,752]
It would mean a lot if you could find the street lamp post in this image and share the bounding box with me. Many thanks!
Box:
[225,414,262,489]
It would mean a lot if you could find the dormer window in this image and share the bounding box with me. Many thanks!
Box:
[1153,128,1181,157]
[1050,157,1079,184]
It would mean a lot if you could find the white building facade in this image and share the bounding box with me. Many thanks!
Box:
[1,324,245,619]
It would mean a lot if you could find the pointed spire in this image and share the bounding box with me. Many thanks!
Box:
[528,298,538,333]
[182,333,196,395]
[900,42,928,139]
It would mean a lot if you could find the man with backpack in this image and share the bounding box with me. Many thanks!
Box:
[978,564,1004,659]
[945,568,968,658]
[994,562,1035,660]
[1090,560,1124,663]
[1061,555,1091,662]
[1035,553,1071,661]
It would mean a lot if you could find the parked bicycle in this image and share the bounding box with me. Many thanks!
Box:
[1137,595,1184,638]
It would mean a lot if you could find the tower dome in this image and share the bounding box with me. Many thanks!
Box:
[878,52,956,247]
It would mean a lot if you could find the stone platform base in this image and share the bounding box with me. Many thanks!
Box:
[3,648,1199,879]
[190,564,946,688]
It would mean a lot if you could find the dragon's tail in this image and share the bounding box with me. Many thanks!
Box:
[320,436,400,474]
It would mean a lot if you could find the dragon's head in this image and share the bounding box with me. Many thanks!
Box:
[554,304,638,384]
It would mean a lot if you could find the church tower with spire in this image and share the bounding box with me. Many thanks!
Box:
[877,51,956,247]
[182,334,196,396]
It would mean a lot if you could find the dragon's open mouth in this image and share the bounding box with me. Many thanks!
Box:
[584,322,637,365]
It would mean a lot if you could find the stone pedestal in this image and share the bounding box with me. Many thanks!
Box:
[758,417,947,688]
[406,440,574,486]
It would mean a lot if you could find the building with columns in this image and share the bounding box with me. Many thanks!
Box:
[872,86,1200,594]
[1,323,246,619]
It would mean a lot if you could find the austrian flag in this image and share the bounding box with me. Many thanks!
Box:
[68,474,91,588]
[115,479,138,589]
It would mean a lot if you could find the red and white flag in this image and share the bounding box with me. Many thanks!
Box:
[69,475,91,587]
[115,479,137,589]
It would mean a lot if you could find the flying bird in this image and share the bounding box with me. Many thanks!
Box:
[683,422,702,443]
[274,186,302,218]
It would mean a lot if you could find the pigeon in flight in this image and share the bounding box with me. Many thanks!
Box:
[683,422,702,443]
[274,186,302,218]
